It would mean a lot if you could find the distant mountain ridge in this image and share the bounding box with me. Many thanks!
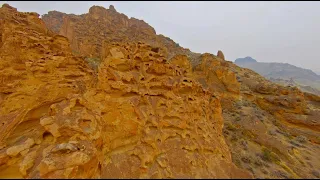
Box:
[234,56,257,64]
[234,56,320,91]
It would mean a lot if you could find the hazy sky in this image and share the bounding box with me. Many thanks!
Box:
[1,1,320,73]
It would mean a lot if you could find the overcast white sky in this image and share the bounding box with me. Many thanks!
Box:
[1,1,320,73]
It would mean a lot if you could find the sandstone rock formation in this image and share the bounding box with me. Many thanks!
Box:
[0,4,251,178]
[1,3,320,179]
[217,50,225,60]
[41,5,201,62]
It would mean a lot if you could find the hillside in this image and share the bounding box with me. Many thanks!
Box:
[235,57,320,90]
[269,77,320,96]
[0,4,320,179]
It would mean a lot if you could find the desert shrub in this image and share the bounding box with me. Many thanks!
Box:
[234,158,242,168]
[230,135,239,142]
[273,170,290,179]
[305,156,311,160]
[84,57,101,71]
[275,129,293,139]
[242,101,249,106]
[246,167,254,174]
[242,129,255,139]
[261,168,268,175]
[240,140,248,149]
[223,129,229,136]
[241,156,251,164]
[295,135,308,143]
[225,122,237,131]
[257,114,263,119]
[72,50,80,55]
[311,170,320,178]
[261,148,280,163]
[254,158,263,167]
[289,140,301,147]
[268,130,276,136]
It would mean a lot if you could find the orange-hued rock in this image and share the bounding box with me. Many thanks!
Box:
[41,5,200,61]
[169,54,192,76]
[221,61,320,179]
[0,4,252,179]
[192,53,240,96]
[1,3,320,179]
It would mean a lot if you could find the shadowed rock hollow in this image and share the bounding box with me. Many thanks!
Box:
[0,3,320,179]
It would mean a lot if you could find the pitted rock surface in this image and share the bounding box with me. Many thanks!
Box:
[0,4,252,178]
[1,3,320,179]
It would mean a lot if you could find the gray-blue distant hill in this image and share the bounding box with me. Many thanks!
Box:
[234,56,320,91]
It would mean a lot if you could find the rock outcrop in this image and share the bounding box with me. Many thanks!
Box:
[217,50,225,60]
[0,4,252,178]
[1,3,320,179]
[41,5,201,62]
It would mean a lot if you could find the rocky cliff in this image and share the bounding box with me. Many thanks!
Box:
[0,3,320,179]
[41,5,201,64]
[0,4,251,178]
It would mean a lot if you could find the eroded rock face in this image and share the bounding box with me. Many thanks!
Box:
[1,3,320,179]
[41,5,200,62]
[0,4,252,179]
[192,53,240,96]
[41,5,320,178]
